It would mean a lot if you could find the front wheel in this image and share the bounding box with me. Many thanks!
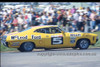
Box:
[17,42,35,52]
[78,39,90,49]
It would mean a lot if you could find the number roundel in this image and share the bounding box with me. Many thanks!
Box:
[51,37,63,45]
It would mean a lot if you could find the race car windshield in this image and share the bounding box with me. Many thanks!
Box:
[19,27,32,32]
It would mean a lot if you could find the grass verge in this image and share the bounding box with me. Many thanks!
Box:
[0,44,18,52]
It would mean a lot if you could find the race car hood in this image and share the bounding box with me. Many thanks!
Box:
[5,31,19,36]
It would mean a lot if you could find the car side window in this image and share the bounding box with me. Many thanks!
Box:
[45,28,50,33]
[34,29,45,33]
[34,27,62,34]
[34,28,50,33]
[51,27,61,33]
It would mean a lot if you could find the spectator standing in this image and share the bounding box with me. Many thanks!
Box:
[83,14,89,32]
[23,6,26,14]
[24,12,29,28]
[90,10,97,32]
[32,12,36,26]
[27,11,32,26]
[78,13,84,32]
[86,7,91,17]
[34,15,42,26]
[41,12,48,25]
[52,15,58,25]
[96,16,100,31]
[99,6,100,16]
[0,13,3,23]
[73,11,80,25]
[11,16,18,31]
[17,15,24,31]
[53,11,58,18]
[5,17,11,31]
[71,6,76,14]
[3,17,8,31]
[47,13,53,25]
[30,5,33,12]
[62,15,68,31]
[57,12,63,27]
[96,5,100,16]
[3,10,8,17]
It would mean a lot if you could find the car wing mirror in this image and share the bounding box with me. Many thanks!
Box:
[61,31,65,34]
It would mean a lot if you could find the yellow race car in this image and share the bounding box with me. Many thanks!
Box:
[1,25,98,52]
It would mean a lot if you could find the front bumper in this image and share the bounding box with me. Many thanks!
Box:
[92,37,99,45]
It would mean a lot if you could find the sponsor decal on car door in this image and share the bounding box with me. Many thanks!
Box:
[51,35,63,45]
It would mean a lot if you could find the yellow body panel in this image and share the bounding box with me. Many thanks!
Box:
[4,25,98,48]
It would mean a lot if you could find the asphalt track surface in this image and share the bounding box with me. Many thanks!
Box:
[1,48,100,67]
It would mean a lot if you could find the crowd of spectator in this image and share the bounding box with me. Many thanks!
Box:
[0,5,100,38]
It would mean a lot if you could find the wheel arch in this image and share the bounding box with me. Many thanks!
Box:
[76,38,91,46]
[20,41,36,48]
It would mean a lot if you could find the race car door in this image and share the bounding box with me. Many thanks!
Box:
[44,27,67,48]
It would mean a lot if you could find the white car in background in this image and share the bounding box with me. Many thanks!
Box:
[3,5,15,9]
[38,5,46,9]
[15,5,31,9]
[15,5,31,12]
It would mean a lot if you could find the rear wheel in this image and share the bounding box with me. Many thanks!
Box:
[17,42,35,52]
[78,39,90,49]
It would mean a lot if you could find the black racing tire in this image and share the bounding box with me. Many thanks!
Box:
[17,42,35,52]
[78,39,90,49]
[72,44,79,49]
[44,48,51,50]
[72,47,77,49]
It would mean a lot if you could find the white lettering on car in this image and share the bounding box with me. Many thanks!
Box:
[11,35,41,40]
[70,34,81,37]
[11,35,27,40]
[31,35,41,39]
[70,34,78,44]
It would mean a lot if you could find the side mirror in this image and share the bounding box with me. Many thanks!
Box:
[61,31,64,34]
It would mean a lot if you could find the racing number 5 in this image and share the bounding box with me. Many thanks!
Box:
[51,37,63,45]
